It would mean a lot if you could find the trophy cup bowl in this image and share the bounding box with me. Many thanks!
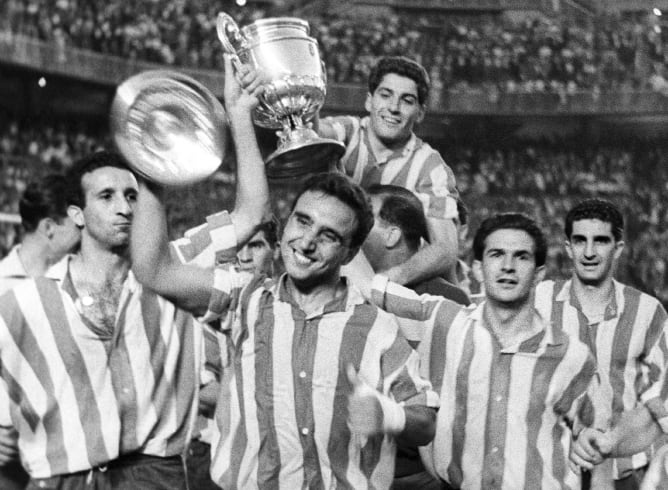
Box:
[111,70,228,186]
[217,13,344,179]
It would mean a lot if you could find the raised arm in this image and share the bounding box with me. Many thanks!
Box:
[227,57,271,245]
[131,54,269,314]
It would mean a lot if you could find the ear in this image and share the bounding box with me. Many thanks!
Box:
[416,104,426,124]
[533,265,546,287]
[385,226,402,248]
[564,240,574,261]
[68,204,85,228]
[613,240,625,260]
[364,93,372,113]
[472,260,484,283]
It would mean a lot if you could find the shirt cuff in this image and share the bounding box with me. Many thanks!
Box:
[172,210,238,267]
[371,274,390,309]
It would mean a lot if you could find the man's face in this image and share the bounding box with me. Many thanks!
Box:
[281,190,357,289]
[237,229,275,275]
[365,73,425,148]
[566,219,623,286]
[70,167,138,250]
[361,195,386,272]
[478,229,543,307]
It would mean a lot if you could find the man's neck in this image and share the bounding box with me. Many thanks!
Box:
[376,246,411,276]
[286,274,345,317]
[17,236,53,277]
[570,274,615,320]
[70,240,130,286]
[367,128,412,160]
[483,298,539,348]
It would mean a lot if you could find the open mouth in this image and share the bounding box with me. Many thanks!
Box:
[292,248,315,267]
[381,115,401,126]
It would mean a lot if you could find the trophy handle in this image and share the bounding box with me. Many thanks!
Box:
[217,13,246,65]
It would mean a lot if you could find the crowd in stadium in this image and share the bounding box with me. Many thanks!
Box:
[3,0,668,93]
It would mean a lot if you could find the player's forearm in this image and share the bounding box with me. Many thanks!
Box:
[229,108,270,246]
[131,181,214,314]
[385,238,455,286]
[131,180,172,288]
[607,405,662,457]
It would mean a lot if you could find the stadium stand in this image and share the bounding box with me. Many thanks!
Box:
[3,0,666,93]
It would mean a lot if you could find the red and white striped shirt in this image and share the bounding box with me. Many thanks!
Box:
[371,275,603,490]
[0,259,202,478]
[201,271,439,490]
[324,115,459,220]
[535,279,668,479]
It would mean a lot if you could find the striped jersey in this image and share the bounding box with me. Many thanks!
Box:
[201,271,439,490]
[0,245,61,296]
[371,275,603,490]
[0,246,71,428]
[324,115,459,220]
[0,246,29,296]
[535,279,668,479]
[0,256,201,478]
[192,323,224,446]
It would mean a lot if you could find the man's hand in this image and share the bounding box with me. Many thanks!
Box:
[223,54,266,116]
[346,364,406,443]
[570,428,614,470]
[0,426,18,466]
[347,364,384,438]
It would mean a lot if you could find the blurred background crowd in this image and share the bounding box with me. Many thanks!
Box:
[4,0,668,95]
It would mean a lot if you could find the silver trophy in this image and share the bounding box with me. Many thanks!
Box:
[217,13,344,179]
[111,70,227,186]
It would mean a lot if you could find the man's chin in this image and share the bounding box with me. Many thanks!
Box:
[576,274,605,287]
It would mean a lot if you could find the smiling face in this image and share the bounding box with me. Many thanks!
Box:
[365,73,425,149]
[478,228,544,307]
[566,219,624,287]
[69,166,138,250]
[281,190,357,291]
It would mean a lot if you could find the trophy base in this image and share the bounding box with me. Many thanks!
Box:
[266,134,345,181]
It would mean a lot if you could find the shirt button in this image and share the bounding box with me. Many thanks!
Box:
[301,428,309,436]
[123,388,131,394]
[495,395,502,402]
[299,371,307,379]
[491,446,499,454]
